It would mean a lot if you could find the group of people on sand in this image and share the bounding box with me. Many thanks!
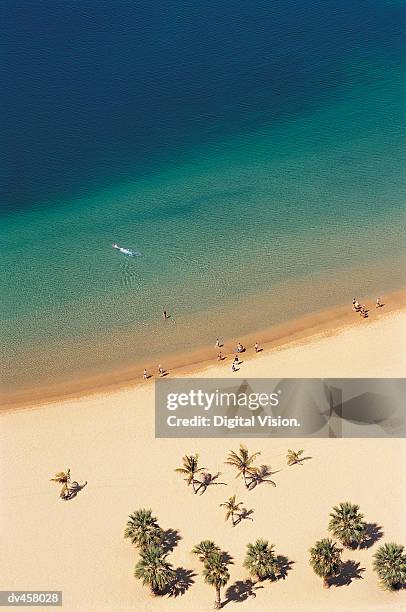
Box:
[143,296,386,379]
[215,338,261,373]
[352,296,383,319]
[143,364,164,380]
[142,321,263,380]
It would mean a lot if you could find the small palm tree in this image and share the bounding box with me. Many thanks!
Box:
[286,449,305,466]
[175,454,206,493]
[134,546,174,595]
[373,542,406,591]
[225,444,260,488]
[203,551,231,609]
[309,538,342,588]
[220,495,244,526]
[124,509,163,550]
[192,540,221,565]
[244,539,278,582]
[328,502,367,548]
[50,469,70,498]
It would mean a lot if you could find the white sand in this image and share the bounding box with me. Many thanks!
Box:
[1,311,405,611]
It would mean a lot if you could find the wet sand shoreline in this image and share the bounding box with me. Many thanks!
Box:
[3,287,405,410]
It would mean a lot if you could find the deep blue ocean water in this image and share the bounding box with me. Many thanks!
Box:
[2,1,406,393]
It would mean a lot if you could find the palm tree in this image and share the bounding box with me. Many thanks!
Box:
[203,551,231,609]
[286,449,305,466]
[244,539,278,582]
[220,495,244,526]
[175,454,206,493]
[50,469,70,498]
[309,538,342,588]
[124,509,163,550]
[328,502,367,548]
[192,540,221,565]
[225,444,260,488]
[373,542,406,591]
[134,546,174,595]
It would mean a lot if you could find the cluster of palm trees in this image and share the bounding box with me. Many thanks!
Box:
[124,509,174,596]
[175,446,310,528]
[175,445,278,495]
[124,508,288,607]
[309,501,405,591]
[125,448,405,604]
[192,537,282,608]
[175,446,309,496]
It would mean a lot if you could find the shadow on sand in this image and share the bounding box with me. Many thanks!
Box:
[233,508,254,526]
[360,523,384,549]
[329,560,365,587]
[162,567,196,597]
[276,555,295,580]
[161,528,182,554]
[247,465,279,490]
[222,554,294,606]
[194,472,227,495]
[62,481,87,501]
[223,580,263,605]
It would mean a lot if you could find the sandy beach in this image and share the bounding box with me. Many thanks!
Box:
[1,307,405,611]
[4,3,406,610]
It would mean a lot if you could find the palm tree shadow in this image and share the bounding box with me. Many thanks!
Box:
[194,472,227,496]
[360,523,383,549]
[161,528,182,554]
[221,551,234,565]
[329,560,365,587]
[62,481,87,501]
[247,465,279,490]
[223,579,263,606]
[298,456,312,464]
[276,555,295,580]
[163,567,196,598]
[234,508,254,525]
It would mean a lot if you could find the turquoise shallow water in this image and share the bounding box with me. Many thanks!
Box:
[2,2,406,394]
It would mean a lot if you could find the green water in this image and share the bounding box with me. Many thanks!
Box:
[2,65,406,393]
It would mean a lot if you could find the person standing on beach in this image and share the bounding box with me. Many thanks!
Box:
[163,310,168,320]
[158,364,164,376]
[232,361,237,372]
[215,338,220,348]
[143,369,148,380]
[376,297,382,308]
[254,342,260,353]
[217,351,222,361]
